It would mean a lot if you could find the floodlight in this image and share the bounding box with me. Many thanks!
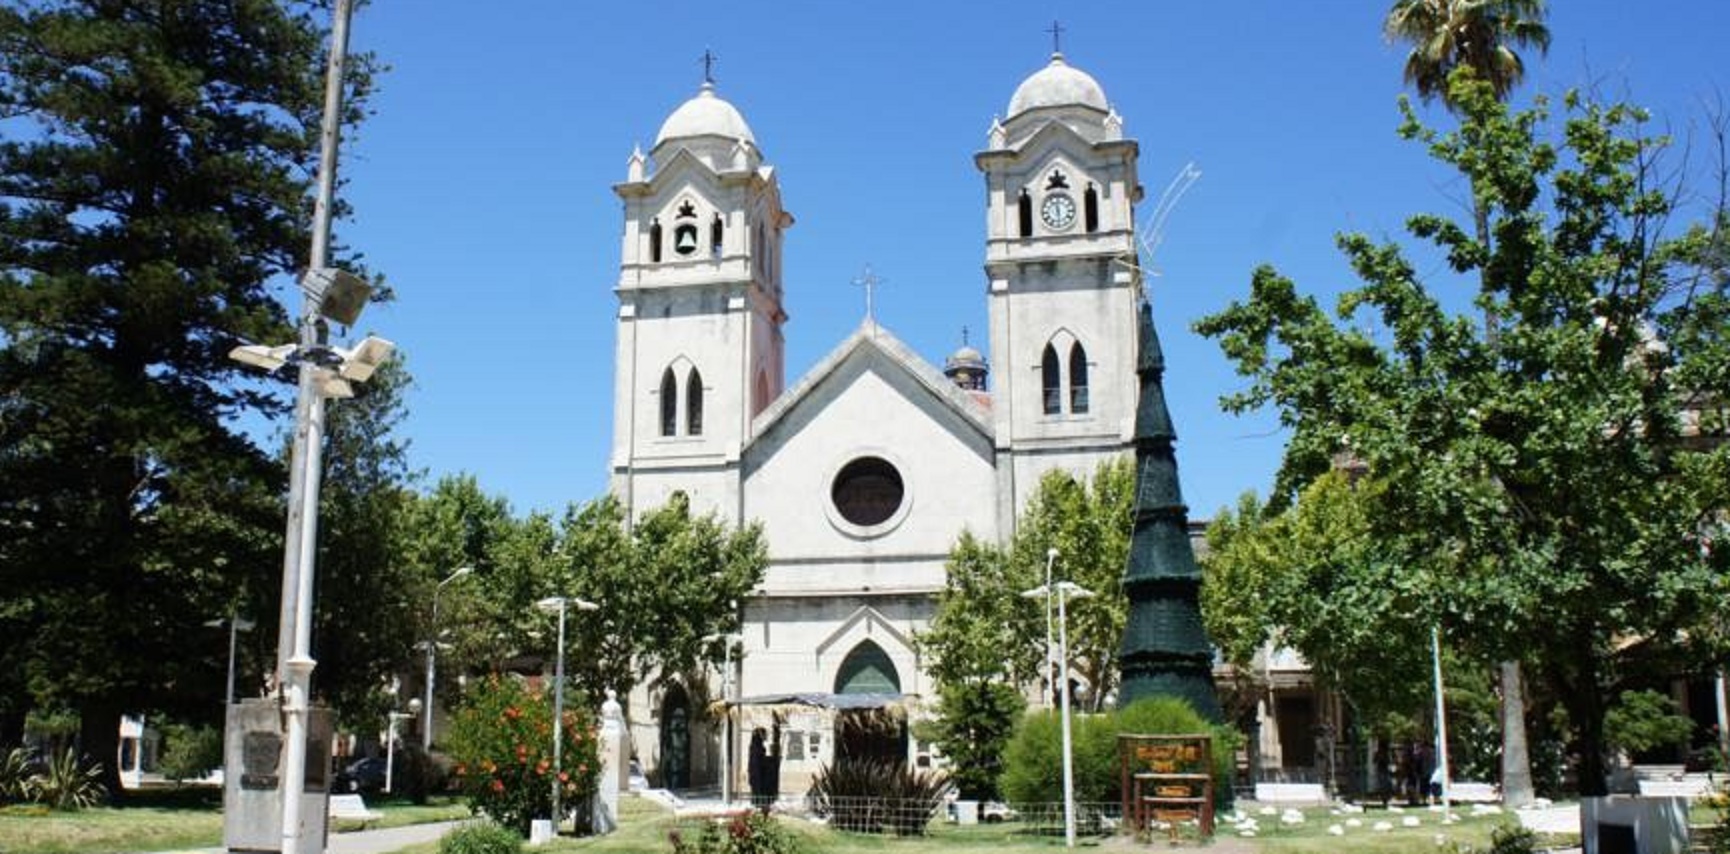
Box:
[335,335,396,382]
[300,267,373,327]
[310,370,354,399]
[229,343,296,372]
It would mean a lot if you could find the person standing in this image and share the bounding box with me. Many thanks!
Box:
[747,717,782,813]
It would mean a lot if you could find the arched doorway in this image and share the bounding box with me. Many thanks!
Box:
[659,683,691,790]
[833,640,907,766]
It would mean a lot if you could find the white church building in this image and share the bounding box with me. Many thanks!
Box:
[608,52,1149,791]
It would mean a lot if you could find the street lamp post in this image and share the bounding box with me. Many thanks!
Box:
[1023,580,1093,848]
[1043,548,1058,706]
[204,614,256,706]
[536,595,598,834]
[703,628,738,804]
[424,567,473,750]
[384,711,413,794]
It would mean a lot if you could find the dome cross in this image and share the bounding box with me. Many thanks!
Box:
[1047,20,1065,55]
[700,47,718,85]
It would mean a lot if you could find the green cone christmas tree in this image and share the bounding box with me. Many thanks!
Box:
[1116,299,1222,720]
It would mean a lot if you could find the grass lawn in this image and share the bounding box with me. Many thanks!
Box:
[0,789,468,854]
[389,797,1581,854]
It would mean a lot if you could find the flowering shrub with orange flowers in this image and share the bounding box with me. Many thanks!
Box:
[446,674,601,836]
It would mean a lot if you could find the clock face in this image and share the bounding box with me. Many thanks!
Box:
[1041,192,1077,231]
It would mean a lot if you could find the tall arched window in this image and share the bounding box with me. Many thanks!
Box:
[1084,184,1099,233]
[1068,342,1090,413]
[710,214,724,259]
[1017,189,1033,237]
[649,219,663,263]
[1041,344,1061,415]
[685,367,704,436]
[659,367,678,436]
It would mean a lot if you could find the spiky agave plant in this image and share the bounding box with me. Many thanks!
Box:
[32,749,106,810]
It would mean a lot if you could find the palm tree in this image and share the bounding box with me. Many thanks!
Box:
[1385,0,1550,111]
[1384,0,1550,811]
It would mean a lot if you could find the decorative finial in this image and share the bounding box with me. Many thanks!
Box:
[852,264,884,321]
[700,47,718,85]
[1046,20,1065,56]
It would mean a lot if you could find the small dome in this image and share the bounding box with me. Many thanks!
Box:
[655,83,755,147]
[1007,53,1108,118]
[949,344,984,365]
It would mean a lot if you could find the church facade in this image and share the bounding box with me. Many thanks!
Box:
[607,53,1148,790]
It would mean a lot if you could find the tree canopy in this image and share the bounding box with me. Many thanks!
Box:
[0,0,377,785]
[1195,70,1730,794]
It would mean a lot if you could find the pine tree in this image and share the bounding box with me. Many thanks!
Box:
[0,0,376,792]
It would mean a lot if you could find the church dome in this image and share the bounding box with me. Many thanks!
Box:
[944,342,989,392]
[655,83,755,147]
[1007,53,1109,118]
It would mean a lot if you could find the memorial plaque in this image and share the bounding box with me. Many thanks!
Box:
[241,731,281,790]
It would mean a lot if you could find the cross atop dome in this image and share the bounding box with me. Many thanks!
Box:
[1046,20,1065,56]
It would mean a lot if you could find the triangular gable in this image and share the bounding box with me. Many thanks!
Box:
[748,319,992,446]
[814,605,914,659]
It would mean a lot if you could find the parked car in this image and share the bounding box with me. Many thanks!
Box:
[981,801,1019,823]
[333,757,390,794]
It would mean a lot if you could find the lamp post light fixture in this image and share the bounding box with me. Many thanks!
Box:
[423,566,474,750]
[203,613,256,706]
[536,595,598,834]
[1022,580,1093,848]
[384,710,414,794]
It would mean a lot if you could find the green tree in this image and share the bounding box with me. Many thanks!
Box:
[0,0,376,788]
[1384,0,1552,805]
[1012,460,1134,710]
[916,459,1132,797]
[554,493,767,706]
[916,533,1032,799]
[1195,72,1730,794]
[1201,474,1435,729]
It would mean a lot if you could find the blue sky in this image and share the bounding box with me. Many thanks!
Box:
[331,2,1727,520]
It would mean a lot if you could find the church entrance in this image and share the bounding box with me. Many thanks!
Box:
[833,640,907,766]
[659,683,691,790]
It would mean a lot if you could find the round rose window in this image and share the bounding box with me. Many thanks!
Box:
[830,457,904,527]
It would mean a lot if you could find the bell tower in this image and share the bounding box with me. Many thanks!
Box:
[977,51,1144,525]
[611,78,792,522]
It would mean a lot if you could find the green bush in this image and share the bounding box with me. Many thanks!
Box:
[32,749,106,810]
[669,812,803,854]
[1,747,34,803]
[1605,690,1696,756]
[446,674,601,836]
[1001,696,1237,811]
[438,821,523,854]
[808,759,949,836]
[158,723,223,784]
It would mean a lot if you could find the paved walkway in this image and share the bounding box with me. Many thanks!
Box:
[328,820,469,853]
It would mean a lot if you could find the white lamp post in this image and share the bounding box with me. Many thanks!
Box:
[1043,548,1059,706]
[384,710,414,794]
[536,595,598,833]
[703,628,738,804]
[1431,625,1452,819]
[203,614,256,706]
[219,2,398,849]
[1023,580,1093,848]
[424,566,473,749]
